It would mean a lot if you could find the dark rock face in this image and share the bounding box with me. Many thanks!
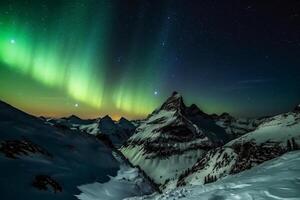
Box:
[118,117,136,134]
[32,175,62,193]
[185,104,211,119]
[99,115,136,147]
[99,115,118,134]
[177,135,300,187]
[185,107,229,144]
[230,137,300,175]
[294,104,300,113]
[0,139,52,159]
[230,141,286,174]
[177,147,235,186]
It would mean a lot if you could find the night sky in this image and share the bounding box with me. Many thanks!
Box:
[0,0,299,119]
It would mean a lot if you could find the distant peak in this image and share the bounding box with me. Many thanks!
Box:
[186,104,206,115]
[119,117,129,122]
[294,104,300,112]
[68,115,81,120]
[189,104,202,112]
[101,115,113,121]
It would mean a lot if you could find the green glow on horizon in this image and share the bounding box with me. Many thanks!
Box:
[0,0,166,118]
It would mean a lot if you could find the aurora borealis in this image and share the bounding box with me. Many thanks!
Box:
[0,0,300,119]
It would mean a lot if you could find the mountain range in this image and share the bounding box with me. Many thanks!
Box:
[0,92,299,199]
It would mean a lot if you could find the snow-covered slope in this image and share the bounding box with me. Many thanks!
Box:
[212,112,264,139]
[76,152,155,200]
[127,150,300,200]
[121,92,228,190]
[177,147,238,186]
[177,110,300,186]
[0,101,120,200]
[227,111,300,146]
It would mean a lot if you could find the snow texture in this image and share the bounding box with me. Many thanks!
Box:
[76,152,154,200]
[126,151,300,200]
[226,112,300,146]
[0,101,120,200]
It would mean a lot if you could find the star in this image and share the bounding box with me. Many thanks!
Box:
[116,56,122,63]
[154,91,158,96]
[74,103,79,107]
[10,39,15,44]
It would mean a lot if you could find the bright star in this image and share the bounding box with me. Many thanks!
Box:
[75,103,79,107]
[154,91,158,96]
[10,39,15,44]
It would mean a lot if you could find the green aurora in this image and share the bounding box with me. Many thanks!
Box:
[0,1,169,119]
[1,0,299,119]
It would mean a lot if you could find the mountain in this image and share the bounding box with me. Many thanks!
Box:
[98,115,136,147]
[127,150,300,200]
[184,104,228,144]
[177,108,300,186]
[212,112,265,139]
[120,92,229,190]
[2,95,299,200]
[0,100,123,199]
[46,115,95,127]
[46,115,136,148]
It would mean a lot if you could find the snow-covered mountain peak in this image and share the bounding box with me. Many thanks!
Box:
[159,91,185,112]
[120,93,230,189]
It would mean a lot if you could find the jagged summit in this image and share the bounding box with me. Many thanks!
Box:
[159,91,185,112]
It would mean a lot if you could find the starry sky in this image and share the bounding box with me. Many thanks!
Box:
[0,0,299,119]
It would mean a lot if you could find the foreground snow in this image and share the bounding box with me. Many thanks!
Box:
[127,151,300,200]
[76,152,154,200]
